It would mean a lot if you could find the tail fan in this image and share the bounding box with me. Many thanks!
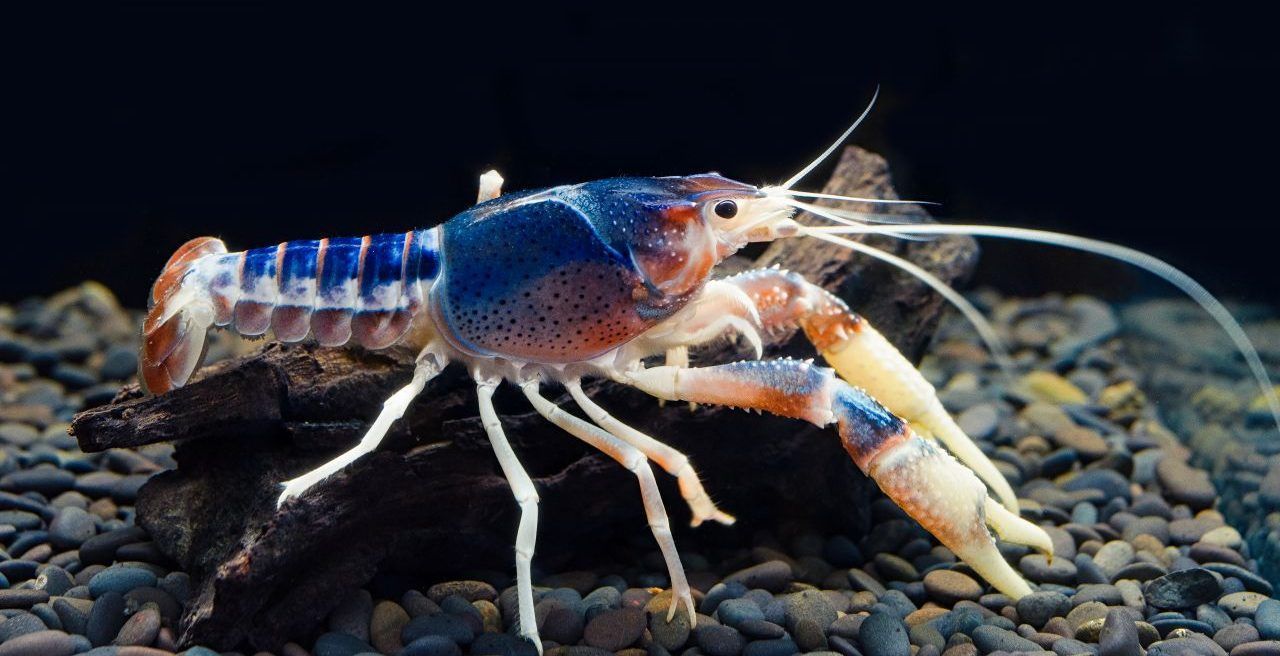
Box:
[139,237,227,394]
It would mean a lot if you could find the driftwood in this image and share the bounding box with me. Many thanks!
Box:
[70,147,978,651]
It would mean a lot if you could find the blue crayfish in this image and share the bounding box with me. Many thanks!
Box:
[139,94,1279,652]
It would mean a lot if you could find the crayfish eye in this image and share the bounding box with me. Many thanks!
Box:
[713,199,738,219]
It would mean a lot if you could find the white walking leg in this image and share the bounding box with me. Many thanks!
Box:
[521,380,696,625]
[565,381,734,527]
[277,354,444,507]
[477,379,543,654]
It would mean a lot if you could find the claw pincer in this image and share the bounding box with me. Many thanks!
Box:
[628,358,1048,599]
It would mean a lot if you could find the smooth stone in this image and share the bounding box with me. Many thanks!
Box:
[783,589,838,633]
[371,601,411,655]
[1204,564,1274,596]
[1150,618,1216,636]
[0,589,49,609]
[313,631,376,656]
[923,570,983,605]
[113,604,160,646]
[1147,635,1227,656]
[86,591,127,647]
[649,605,692,650]
[582,607,645,651]
[0,467,76,496]
[537,598,583,646]
[1146,569,1223,609]
[1093,542,1135,578]
[78,526,148,566]
[0,613,47,641]
[971,624,1041,653]
[1017,592,1072,628]
[723,561,792,593]
[470,632,537,656]
[743,638,800,656]
[1229,641,1280,656]
[1257,601,1280,640]
[1223,593,1273,618]
[0,629,78,656]
[52,597,92,635]
[37,566,75,596]
[694,624,746,656]
[1063,470,1131,502]
[398,636,463,656]
[1111,562,1168,582]
[1099,609,1141,656]
[1020,554,1077,585]
[401,614,474,646]
[1202,527,1243,549]
[716,599,764,629]
[88,567,157,598]
[1216,625,1261,652]
[427,580,498,603]
[860,611,911,656]
[849,568,888,597]
[874,553,920,582]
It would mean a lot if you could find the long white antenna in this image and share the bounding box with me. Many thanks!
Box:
[809,222,1280,433]
[780,86,881,190]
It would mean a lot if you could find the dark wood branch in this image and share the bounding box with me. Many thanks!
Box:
[70,146,978,651]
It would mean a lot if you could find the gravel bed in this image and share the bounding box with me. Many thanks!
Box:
[1,284,1278,656]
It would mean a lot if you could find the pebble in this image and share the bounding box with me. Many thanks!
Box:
[1146,569,1224,609]
[88,566,157,598]
[971,624,1043,653]
[1223,593,1273,618]
[1093,541,1135,578]
[1215,624,1261,651]
[694,624,747,656]
[313,631,376,656]
[370,600,410,654]
[1017,591,1072,628]
[1020,554,1078,584]
[1229,641,1280,656]
[923,570,983,605]
[86,591,127,647]
[723,561,792,592]
[1099,609,1142,656]
[400,636,468,656]
[112,603,160,646]
[1257,601,1280,640]
[0,630,80,656]
[860,611,911,656]
[401,614,475,646]
[582,607,645,651]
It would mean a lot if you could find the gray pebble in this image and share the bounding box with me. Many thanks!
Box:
[1099,609,1141,656]
[1016,591,1071,628]
[723,561,792,593]
[87,566,157,598]
[694,624,747,656]
[0,629,79,656]
[971,624,1042,653]
[860,611,910,656]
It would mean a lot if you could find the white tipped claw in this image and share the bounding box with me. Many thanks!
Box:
[664,590,698,628]
[276,474,319,508]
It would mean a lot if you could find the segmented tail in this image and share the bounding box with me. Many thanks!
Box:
[140,236,228,394]
[139,229,442,394]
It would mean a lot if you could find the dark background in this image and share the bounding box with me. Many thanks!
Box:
[5,5,1277,306]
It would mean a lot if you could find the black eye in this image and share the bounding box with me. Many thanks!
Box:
[713,200,738,219]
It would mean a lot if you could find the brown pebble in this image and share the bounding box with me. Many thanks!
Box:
[923,570,983,605]
[113,603,161,646]
[426,580,496,603]
[906,607,950,626]
[370,600,410,654]
[583,607,646,651]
